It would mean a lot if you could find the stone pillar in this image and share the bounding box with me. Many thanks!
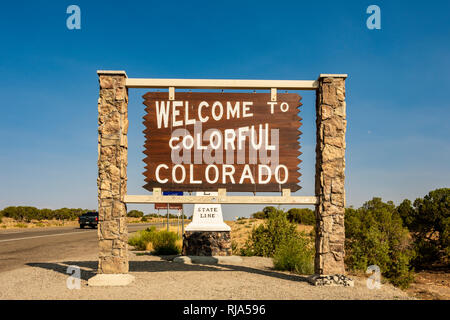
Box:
[97,70,129,274]
[314,74,347,275]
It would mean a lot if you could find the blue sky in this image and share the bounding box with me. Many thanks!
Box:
[0,0,449,219]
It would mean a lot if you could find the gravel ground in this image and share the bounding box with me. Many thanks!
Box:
[0,252,413,300]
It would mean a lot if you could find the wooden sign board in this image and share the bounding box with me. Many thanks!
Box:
[143,92,302,192]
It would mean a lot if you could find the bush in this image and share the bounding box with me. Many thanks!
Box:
[250,206,279,220]
[241,208,297,257]
[398,188,449,269]
[251,211,266,219]
[152,230,181,255]
[345,198,415,288]
[128,227,156,251]
[127,210,144,218]
[273,232,314,275]
[287,208,315,225]
[128,227,180,254]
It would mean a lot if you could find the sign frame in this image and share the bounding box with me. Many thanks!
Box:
[122,77,327,205]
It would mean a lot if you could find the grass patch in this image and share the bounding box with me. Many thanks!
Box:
[128,226,181,255]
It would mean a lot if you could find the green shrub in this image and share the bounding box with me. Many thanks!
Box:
[250,206,280,220]
[345,198,415,288]
[273,232,314,275]
[152,230,180,255]
[127,210,144,218]
[398,188,449,269]
[128,227,180,255]
[251,211,266,219]
[287,208,315,225]
[241,208,297,257]
[128,227,156,250]
[141,216,148,222]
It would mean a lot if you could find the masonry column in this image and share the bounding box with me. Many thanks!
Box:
[96,70,129,275]
[314,74,347,276]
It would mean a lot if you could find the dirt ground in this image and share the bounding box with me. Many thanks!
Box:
[0,253,413,300]
[405,270,450,300]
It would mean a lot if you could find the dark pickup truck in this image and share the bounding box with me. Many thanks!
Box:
[78,212,98,229]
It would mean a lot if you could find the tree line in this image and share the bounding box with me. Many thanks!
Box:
[0,207,188,223]
[252,207,315,225]
[0,207,94,222]
[127,210,188,220]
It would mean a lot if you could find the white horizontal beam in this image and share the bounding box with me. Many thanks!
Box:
[126,78,318,90]
[124,194,317,205]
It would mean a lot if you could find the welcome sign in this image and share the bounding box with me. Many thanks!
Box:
[142,92,302,192]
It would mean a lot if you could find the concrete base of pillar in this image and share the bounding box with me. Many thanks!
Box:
[173,255,242,265]
[308,274,354,287]
[88,274,135,287]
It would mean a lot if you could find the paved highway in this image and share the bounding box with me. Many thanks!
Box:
[0,222,176,273]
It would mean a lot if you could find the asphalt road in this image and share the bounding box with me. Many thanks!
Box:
[0,222,175,273]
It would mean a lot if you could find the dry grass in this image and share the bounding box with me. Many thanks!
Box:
[226,218,265,252]
[0,217,79,229]
[132,224,184,252]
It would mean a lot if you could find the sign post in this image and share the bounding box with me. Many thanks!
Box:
[181,206,184,235]
[166,206,169,231]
